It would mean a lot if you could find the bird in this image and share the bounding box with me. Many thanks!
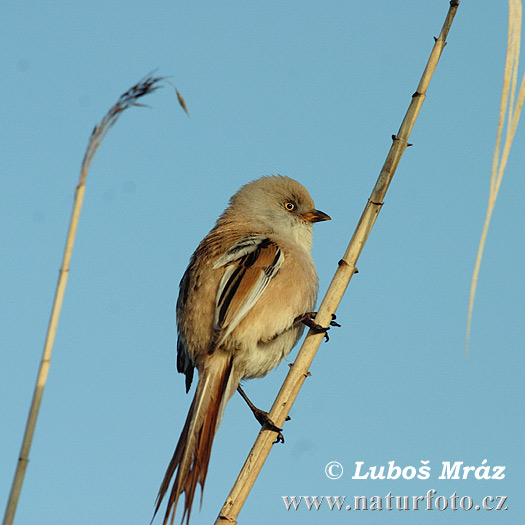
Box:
[153,175,331,525]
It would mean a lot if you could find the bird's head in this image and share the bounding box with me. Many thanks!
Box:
[226,175,330,250]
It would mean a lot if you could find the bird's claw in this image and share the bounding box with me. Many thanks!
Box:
[329,314,341,328]
[298,313,341,341]
[273,431,285,444]
[237,386,289,444]
[252,407,287,444]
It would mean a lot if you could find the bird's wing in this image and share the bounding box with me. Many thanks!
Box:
[212,234,284,345]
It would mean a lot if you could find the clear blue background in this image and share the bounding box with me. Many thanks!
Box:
[1,1,523,524]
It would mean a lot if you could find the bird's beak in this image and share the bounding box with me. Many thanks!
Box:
[302,209,331,223]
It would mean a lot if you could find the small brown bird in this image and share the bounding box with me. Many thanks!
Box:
[154,175,330,524]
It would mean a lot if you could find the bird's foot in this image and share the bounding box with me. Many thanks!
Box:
[296,312,341,341]
[237,386,290,444]
[253,407,288,444]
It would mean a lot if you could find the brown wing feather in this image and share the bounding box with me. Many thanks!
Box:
[219,242,278,326]
[215,240,282,342]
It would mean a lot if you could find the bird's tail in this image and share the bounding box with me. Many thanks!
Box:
[153,351,236,525]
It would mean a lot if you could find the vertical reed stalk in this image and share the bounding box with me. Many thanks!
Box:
[465,0,525,355]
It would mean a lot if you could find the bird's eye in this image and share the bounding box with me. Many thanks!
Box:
[284,201,296,212]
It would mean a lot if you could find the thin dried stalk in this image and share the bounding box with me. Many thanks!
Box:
[465,0,525,356]
[3,74,171,525]
[215,2,460,523]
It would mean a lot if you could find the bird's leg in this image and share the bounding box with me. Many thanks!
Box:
[296,312,341,341]
[237,386,290,444]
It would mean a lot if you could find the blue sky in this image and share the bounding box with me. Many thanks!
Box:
[2,2,524,524]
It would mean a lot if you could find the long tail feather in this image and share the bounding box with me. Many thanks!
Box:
[153,353,235,525]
